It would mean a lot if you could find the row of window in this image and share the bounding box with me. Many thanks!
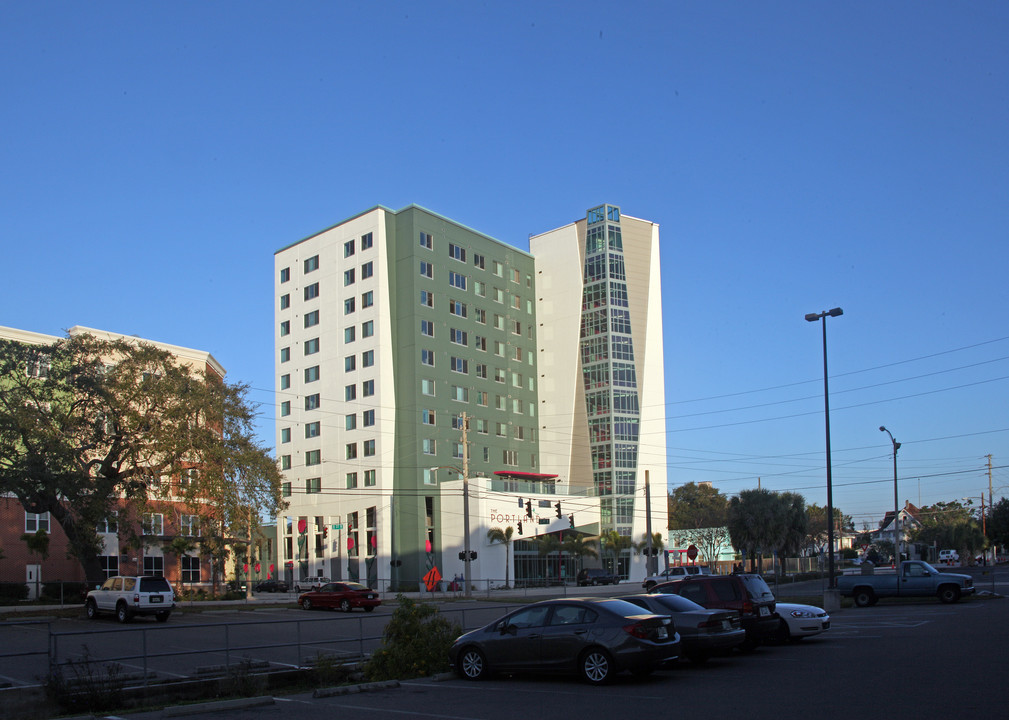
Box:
[418,233,529,287]
[25,511,199,536]
[279,232,375,285]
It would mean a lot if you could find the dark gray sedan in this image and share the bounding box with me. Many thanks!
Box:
[449,597,680,684]
[619,593,745,662]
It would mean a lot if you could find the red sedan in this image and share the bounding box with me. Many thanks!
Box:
[298,582,381,612]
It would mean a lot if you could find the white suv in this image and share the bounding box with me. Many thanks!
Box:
[85,576,175,623]
[294,576,331,593]
[642,565,711,591]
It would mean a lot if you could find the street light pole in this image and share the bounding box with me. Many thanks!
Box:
[806,307,843,589]
[880,426,901,566]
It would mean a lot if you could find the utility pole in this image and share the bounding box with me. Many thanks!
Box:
[644,470,654,576]
[462,412,472,598]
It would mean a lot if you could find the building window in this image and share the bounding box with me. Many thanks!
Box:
[281,428,291,443]
[361,232,373,250]
[495,367,506,383]
[97,513,118,534]
[180,514,200,537]
[346,443,358,460]
[474,336,487,352]
[143,556,165,577]
[345,413,359,432]
[345,384,357,401]
[305,422,321,438]
[453,442,464,459]
[473,253,485,270]
[422,438,436,455]
[281,455,291,470]
[420,290,434,308]
[362,320,374,338]
[305,394,320,410]
[364,439,376,456]
[345,326,356,343]
[362,379,375,396]
[344,268,355,286]
[280,401,291,417]
[305,338,320,355]
[181,555,200,583]
[450,328,468,346]
[363,409,375,426]
[364,469,376,486]
[494,341,505,357]
[420,261,433,278]
[346,472,358,489]
[280,347,290,363]
[476,391,488,406]
[344,239,355,257]
[25,511,50,533]
[423,468,437,485]
[305,365,320,383]
[449,299,467,317]
[362,291,374,308]
[493,287,504,303]
[421,378,436,396]
[420,231,433,250]
[449,271,467,290]
[306,477,321,494]
[304,255,319,273]
[280,374,290,390]
[421,349,435,367]
[347,295,361,314]
[494,314,505,331]
[362,350,374,367]
[450,357,468,374]
[474,280,486,298]
[280,294,290,309]
[421,319,435,337]
[503,449,518,466]
[422,409,436,425]
[306,309,320,327]
[345,355,356,372]
[282,481,292,497]
[512,320,522,335]
[142,513,164,536]
[100,555,119,580]
[361,261,374,279]
[306,450,321,466]
[452,385,469,402]
[448,243,466,262]
[304,283,319,301]
[474,308,486,324]
[280,267,290,283]
[476,363,487,378]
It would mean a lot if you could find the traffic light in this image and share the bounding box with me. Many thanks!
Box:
[322,526,329,538]
[526,500,532,518]
[469,551,478,560]
[517,521,523,535]
[555,502,562,518]
[568,514,575,529]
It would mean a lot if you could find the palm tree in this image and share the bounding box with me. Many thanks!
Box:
[536,534,562,582]
[599,530,632,577]
[563,533,598,581]
[486,526,514,588]
[634,531,665,575]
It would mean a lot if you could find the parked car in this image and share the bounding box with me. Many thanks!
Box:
[576,568,620,586]
[938,549,959,564]
[651,573,778,649]
[837,560,974,606]
[254,579,289,593]
[618,593,745,662]
[449,597,679,684]
[85,575,175,623]
[641,565,711,591]
[775,602,830,641]
[293,576,331,593]
[298,582,381,612]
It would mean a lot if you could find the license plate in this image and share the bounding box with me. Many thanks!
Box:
[759,606,769,616]
[150,595,163,603]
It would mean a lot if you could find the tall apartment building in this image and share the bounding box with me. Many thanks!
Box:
[274,206,538,588]
[275,204,666,588]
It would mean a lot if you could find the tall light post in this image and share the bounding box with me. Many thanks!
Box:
[879,426,901,565]
[432,413,473,597]
[806,307,843,588]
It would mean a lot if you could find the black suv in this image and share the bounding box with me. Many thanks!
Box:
[576,568,621,586]
[651,573,778,648]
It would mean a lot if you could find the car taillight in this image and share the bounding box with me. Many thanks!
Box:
[623,622,650,639]
[133,594,140,604]
[741,600,754,615]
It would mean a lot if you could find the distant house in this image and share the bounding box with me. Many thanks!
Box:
[871,502,924,559]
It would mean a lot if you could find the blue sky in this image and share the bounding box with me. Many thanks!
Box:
[3,2,1007,530]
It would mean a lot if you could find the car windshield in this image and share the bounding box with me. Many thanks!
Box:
[596,599,660,618]
[918,561,940,574]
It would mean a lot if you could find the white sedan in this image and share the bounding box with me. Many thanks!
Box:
[775,602,830,641]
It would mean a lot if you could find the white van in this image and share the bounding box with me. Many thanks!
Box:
[938,549,959,563]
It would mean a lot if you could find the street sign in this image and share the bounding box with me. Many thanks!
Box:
[333,524,343,530]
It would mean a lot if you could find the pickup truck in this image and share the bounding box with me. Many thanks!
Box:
[837,560,974,606]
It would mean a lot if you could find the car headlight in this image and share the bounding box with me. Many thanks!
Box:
[789,610,816,618]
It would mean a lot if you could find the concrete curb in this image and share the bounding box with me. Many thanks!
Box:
[313,680,400,698]
[161,695,276,717]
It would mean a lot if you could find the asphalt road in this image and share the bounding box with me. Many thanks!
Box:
[104,592,1009,720]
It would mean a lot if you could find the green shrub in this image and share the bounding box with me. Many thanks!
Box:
[363,595,460,681]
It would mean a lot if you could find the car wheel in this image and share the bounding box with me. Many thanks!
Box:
[458,647,487,680]
[302,598,312,610]
[156,611,170,623]
[85,599,98,620]
[591,579,598,586]
[853,588,875,608]
[644,582,656,592]
[938,585,961,604]
[579,648,613,685]
[340,599,351,613]
[777,618,791,643]
[115,602,130,624]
